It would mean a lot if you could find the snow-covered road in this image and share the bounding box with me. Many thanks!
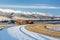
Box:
[7,25,59,40]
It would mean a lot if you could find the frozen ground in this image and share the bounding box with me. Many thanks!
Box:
[7,25,60,40]
[0,27,17,40]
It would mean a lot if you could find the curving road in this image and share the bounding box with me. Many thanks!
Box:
[7,25,59,40]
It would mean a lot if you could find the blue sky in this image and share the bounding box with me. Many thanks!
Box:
[0,0,60,16]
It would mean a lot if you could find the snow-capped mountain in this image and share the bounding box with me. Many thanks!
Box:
[0,8,59,20]
[0,8,53,16]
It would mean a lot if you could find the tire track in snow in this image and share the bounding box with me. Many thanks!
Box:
[7,25,59,40]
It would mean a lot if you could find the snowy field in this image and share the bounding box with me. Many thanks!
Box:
[5,25,60,40]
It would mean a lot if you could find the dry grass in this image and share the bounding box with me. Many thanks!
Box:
[25,24,60,37]
[16,20,33,25]
[0,26,4,30]
[0,24,17,30]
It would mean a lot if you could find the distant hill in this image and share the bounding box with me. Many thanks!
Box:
[0,8,60,20]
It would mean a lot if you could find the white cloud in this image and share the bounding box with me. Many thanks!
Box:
[0,5,60,9]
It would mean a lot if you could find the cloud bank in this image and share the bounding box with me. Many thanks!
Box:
[0,4,60,9]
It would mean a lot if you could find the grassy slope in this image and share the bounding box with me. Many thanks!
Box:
[25,24,60,37]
